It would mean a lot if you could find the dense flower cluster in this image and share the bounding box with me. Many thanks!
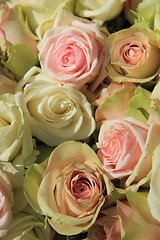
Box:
[0,0,160,239]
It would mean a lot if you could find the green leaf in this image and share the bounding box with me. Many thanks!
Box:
[1,44,38,81]
[24,159,48,215]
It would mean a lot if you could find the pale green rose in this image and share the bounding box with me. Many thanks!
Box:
[0,92,38,166]
[3,212,54,240]
[0,3,38,81]
[75,0,125,26]
[124,0,143,24]
[106,22,160,83]
[132,0,160,31]
[24,141,114,235]
[16,68,96,146]
[8,0,76,38]
[0,169,13,238]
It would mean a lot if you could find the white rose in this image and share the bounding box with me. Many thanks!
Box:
[19,78,95,146]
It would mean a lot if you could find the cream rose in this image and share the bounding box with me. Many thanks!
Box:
[3,212,54,240]
[38,8,109,91]
[75,0,125,26]
[97,117,148,179]
[106,23,160,83]
[0,93,35,163]
[20,79,95,146]
[24,141,113,235]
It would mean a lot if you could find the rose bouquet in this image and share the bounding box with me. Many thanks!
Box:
[0,0,160,239]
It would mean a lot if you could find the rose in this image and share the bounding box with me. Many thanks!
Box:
[87,205,121,240]
[3,212,54,240]
[125,0,160,31]
[88,196,160,240]
[124,0,143,24]
[106,23,160,83]
[0,3,38,80]
[17,70,95,146]
[0,4,37,50]
[38,8,109,91]
[24,141,113,235]
[0,93,36,165]
[0,170,13,238]
[75,0,125,26]
[97,117,149,179]
[8,0,75,38]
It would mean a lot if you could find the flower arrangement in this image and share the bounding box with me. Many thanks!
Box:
[0,0,160,239]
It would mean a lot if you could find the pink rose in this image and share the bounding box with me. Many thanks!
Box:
[0,171,13,237]
[106,23,160,83]
[24,141,113,235]
[38,8,109,91]
[97,117,148,179]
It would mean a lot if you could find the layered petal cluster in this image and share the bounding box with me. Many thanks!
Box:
[24,141,113,235]
[106,23,160,83]
[75,0,125,26]
[0,93,32,162]
[97,117,148,179]
[38,8,109,91]
[21,79,95,146]
[2,212,54,240]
